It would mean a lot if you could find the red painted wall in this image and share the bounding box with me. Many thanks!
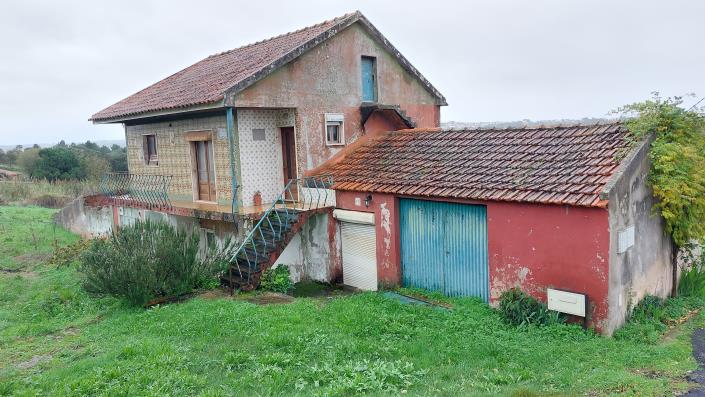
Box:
[335,191,611,332]
[363,111,408,136]
[487,201,610,331]
[336,191,401,286]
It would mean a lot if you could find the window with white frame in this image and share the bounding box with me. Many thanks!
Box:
[325,113,344,146]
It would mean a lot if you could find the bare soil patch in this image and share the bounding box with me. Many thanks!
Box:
[0,266,38,279]
[16,354,52,370]
[242,292,295,305]
[199,289,231,300]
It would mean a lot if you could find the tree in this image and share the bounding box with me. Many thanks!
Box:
[77,152,110,180]
[31,147,86,181]
[108,147,128,172]
[615,93,705,294]
[16,148,40,175]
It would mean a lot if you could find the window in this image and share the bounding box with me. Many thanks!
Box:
[361,56,377,102]
[143,134,158,165]
[324,113,344,146]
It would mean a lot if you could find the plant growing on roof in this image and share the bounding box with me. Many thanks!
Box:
[615,93,705,294]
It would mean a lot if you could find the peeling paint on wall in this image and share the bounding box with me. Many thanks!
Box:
[233,22,441,173]
[380,202,391,257]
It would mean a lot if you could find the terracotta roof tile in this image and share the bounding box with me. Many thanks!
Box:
[91,11,446,122]
[91,13,356,121]
[331,123,631,207]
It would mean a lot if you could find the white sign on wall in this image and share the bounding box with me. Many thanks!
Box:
[547,288,586,317]
[618,225,635,254]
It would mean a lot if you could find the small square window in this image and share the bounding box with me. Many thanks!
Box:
[252,128,265,141]
[324,113,344,146]
[143,134,158,165]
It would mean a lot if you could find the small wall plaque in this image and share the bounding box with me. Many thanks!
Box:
[252,128,265,141]
[547,288,586,317]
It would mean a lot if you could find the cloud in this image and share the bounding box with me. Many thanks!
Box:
[0,0,703,145]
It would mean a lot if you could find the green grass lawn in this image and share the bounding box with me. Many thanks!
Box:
[0,205,702,396]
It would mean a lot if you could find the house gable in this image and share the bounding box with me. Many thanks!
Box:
[91,11,445,123]
[232,21,443,170]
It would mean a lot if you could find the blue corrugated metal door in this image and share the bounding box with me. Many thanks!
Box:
[361,57,376,102]
[400,199,489,301]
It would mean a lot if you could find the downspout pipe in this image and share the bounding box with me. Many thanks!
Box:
[226,107,239,215]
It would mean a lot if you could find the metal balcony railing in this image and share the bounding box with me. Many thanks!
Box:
[99,172,172,208]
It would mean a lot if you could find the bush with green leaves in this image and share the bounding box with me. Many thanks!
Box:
[259,265,292,293]
[79,220,225,306]
[616,94,705,249]
[498,288,564,327]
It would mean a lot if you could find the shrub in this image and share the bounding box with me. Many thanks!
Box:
[79,220,224,306]
[499,288,564,327]
[259,265,292,293]
[616,94,705,248]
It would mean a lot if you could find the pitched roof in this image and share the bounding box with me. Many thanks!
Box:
[331,122,632,207]
[91,11,446,122]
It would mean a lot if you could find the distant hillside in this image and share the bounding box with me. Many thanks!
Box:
[442,117,620,130]
[0,139,125,151]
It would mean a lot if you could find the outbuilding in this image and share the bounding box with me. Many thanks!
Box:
[329,122,673,334]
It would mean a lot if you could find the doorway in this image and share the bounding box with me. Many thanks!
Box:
[399,199,489,300]
[193,140,216,202]
[280,127,297,200]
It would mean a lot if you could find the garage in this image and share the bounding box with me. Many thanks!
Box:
[399,199,488,300]
[335,209,378,291]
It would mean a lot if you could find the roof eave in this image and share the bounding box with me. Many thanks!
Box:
[90,99,226,124]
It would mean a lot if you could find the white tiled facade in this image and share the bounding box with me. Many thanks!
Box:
[237,108,295,207]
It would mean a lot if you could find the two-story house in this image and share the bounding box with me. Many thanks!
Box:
[68,11,446,288]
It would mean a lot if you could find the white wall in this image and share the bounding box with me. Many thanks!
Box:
[274,212,334,283]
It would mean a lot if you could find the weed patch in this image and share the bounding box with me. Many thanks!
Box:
[259,265,292,293]
[615,295,703,344]
[499,288,564,327]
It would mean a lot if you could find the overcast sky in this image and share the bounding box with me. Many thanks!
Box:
[1,0,703,146]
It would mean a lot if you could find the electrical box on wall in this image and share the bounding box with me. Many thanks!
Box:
[547,288,586,317]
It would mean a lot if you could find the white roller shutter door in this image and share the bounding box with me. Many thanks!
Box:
[341,221,377,291]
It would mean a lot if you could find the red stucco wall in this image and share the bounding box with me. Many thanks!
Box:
[363,111,408,136]
[336,191,401,286]
[232,22,442,172]
[335,191,611,331]
[487,201,610,331]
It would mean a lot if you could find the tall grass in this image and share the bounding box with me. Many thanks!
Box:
[0,179,98,208]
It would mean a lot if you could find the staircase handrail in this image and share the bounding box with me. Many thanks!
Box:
[228,174,334,285]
